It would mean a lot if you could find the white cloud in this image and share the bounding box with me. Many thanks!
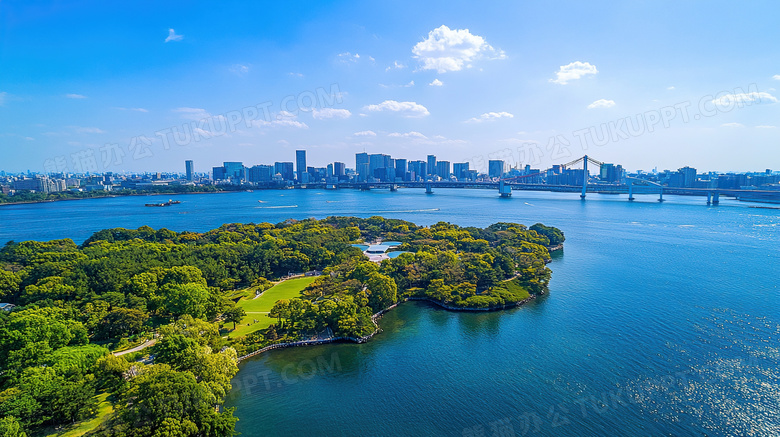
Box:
[230,64,249,75]
[755,125,776,129]
[587,99,616,109]
[253,112,308,129]
[386,61,406,71]
[712,92,777,107]
[412,25,505,73]
[174,107,213,120]
[379,80,415,89]
[73,126,105,134]
[65,93,87,99]
[337,52,361,63]
[389,131,428,139]
[387,131,466,146]
[429,79,443,87]
[773,75,780,80]
[115,107,149,112]
[165,28,183,43]
[353,130,377,137]
[667,86,676,90]
[466,111,514,123]
[550,61,598,85]
[363,100,430,117]
[0,92,6,106]
[721,122,745,128]
[312,108,352,120]
[289,72,304,77]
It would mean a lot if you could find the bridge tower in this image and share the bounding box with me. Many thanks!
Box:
[628,180,635,201]
[425,181,433,194]
[499,180,512,198]
[580,155,588,199]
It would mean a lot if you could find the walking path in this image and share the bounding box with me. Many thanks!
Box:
[113,339,156,356]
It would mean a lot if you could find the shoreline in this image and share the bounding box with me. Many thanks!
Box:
[236,292,543,362]
[0,189,238,207]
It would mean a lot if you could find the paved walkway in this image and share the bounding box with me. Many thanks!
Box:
[114,339,156,356]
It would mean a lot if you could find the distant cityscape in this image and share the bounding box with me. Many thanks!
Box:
[1,150,779,199]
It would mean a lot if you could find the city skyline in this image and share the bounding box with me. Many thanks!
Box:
[1,1,779,174]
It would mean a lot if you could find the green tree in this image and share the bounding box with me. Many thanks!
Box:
[96,308,149,340]
[365,272,397,313]
[0,270,21,303]
[222,306,246,330]
[0,416,27,437]
[160,283,210,319]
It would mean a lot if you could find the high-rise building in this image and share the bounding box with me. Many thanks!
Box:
[408,161,427,181]
[212,166,227,180]
[355,153,369,181]
[369,154,391,181]
[680,166,697,188]
[223,162,244,182]
[488,160,505,179]
[427,155,437,177]
[453,162,469,180]
[295,150,307,182]
[395,159,407,181]
[436,161,451,179]
[185,160,194,181]
[247,165,273,183]
[333,162,346,177]
[274,162,294,181]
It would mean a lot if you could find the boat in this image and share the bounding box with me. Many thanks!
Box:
[145,199,181,207]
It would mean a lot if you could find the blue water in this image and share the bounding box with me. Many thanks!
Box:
[2,189,779,435]
[387,250,409,258]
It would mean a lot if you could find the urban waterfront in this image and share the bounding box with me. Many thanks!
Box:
[2,189,778,435]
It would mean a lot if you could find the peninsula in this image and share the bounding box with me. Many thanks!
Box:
[0,216,563,437]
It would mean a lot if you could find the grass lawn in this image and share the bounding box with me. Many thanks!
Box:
[44,392,113,437]
[226,276,317,338]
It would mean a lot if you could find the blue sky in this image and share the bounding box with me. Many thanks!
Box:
[1,0,779,174]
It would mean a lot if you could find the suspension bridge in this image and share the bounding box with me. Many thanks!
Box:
[298,155,779,205]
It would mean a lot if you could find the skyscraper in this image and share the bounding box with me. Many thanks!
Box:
[185,160,194,181]
[296,150,307,183]
[436,161,451,179]
[395,159,407,181]
[427,155,437,177]
[453,162,469,180]
[333,162,346,177]
[488,160,505,179]
[274,162,294,181]
[247,165,273,183]
[355,153,369,181]
[212,166,227,180]
[223,162,244,181]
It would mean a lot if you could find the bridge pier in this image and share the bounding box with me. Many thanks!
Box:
[658,191,665,202]
[499,180,512,198]
[628,181,635,201]
[425,182,433,194]
[712,192,719,205]
[390,184,398,192]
